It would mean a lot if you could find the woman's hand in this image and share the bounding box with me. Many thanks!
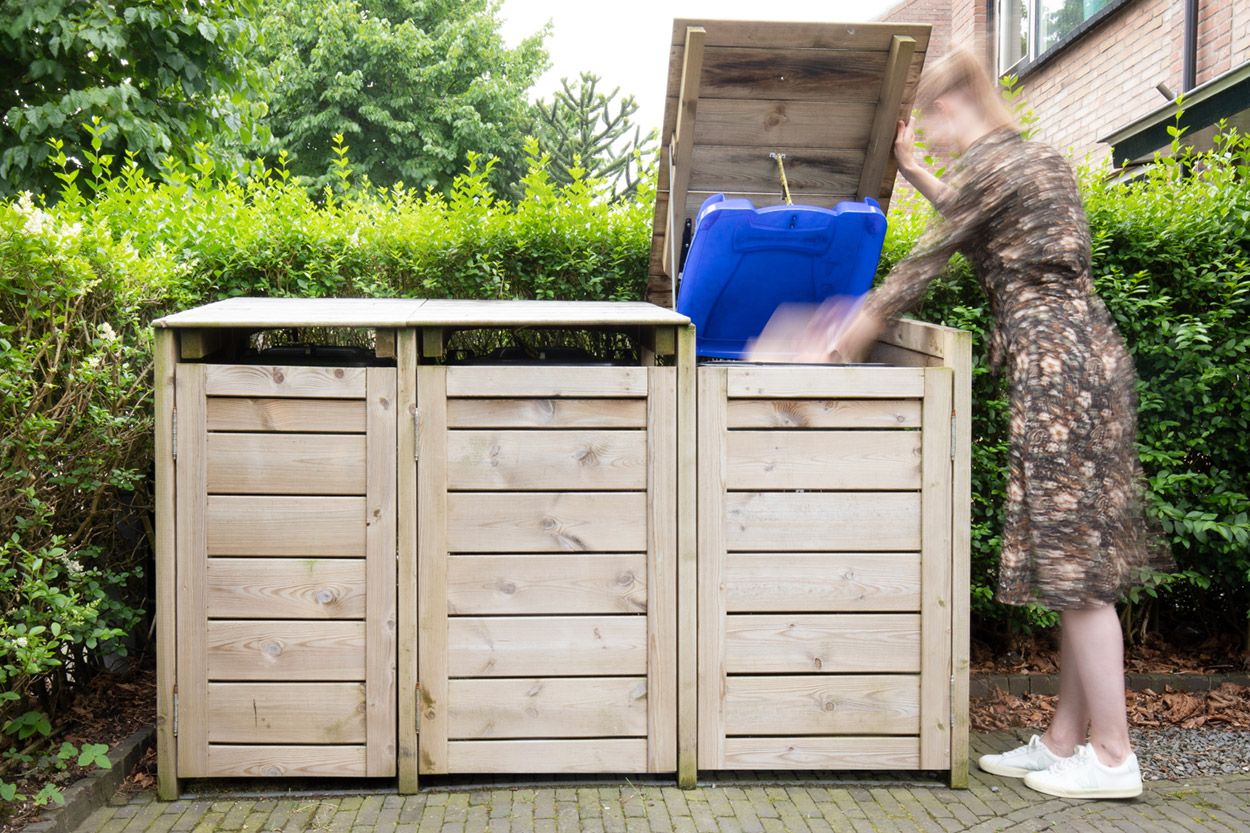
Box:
[894,118,919,178]
[828,307,885,363]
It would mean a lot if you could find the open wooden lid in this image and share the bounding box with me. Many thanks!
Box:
[646,19,932,307]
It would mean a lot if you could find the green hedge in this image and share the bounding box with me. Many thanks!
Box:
[1,125,1248,798]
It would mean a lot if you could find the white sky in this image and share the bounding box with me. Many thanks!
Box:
[498,1,897,137]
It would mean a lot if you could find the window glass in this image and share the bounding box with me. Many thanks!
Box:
[1038,0,1110,52]
[997,0,1029,73]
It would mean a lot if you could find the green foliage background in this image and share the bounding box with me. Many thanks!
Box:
[1,122,1248,800]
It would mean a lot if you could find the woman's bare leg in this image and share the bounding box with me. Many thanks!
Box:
[1058,604,1132,766]
[1041,619,1088,756]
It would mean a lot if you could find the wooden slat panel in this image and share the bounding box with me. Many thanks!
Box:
[206,496,365,556]
[725,553,921,612]
[688,146,865,197]
[921,367,954,771]
[365,367,398,777]
[724,614,921,674]
[447,678,648,739]
[204,365,366,399]
[206,558,365,619]
[725,493,921,551]
[448,617,647,677]
[721,737,920,770]
[153,329,178,799]
[447,493,647,553]
[696,367,728,768]
[726,366,925,398]
[727,399,921,429]
[446,554,646,615]
[646,367,678,772]
[725,430,921,490]
[206,621,365,680]
[445,739,648,774]
[206,433,366,495]
[206,683,366,744]
[174,363,208,776]
[447,398,646,429]
[417,365,449,774]
[205,745,367,778]
[206,397,366,433]
[445,367,648,398]
[396,330,419,792]
[669,19,932,51]
[724,676,920,736]
[447,431,646,490]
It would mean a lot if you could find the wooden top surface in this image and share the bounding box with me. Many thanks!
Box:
[153,297,690,329]
[647,18,931,306]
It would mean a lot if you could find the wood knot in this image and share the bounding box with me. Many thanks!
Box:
[271,369,285,384]
[315,589,336,605]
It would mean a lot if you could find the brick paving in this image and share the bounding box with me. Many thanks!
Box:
[64,732,1250,833]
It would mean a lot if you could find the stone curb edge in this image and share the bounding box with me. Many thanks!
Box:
[972,671,1250,698]
[20,726,154,833]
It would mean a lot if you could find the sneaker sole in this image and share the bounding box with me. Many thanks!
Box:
[976,758,1034,779]
[1022,776,1143,800]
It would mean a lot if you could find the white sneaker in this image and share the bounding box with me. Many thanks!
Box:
[1023,743,1144,799]
[977,734,1067,778]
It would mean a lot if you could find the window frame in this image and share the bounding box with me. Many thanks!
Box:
[995,0,1138,79]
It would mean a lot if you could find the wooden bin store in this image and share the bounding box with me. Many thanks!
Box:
[152,299,698,798]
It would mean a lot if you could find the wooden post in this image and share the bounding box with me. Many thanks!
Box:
[416,366,449,773]
[696,367,727,770]
[919,367,954,771]
[646,365,678,773]
[662,26,706,293]
[857,35,917,202]
[676,325,698,787]
[397,331,420,793]
[365,368,398,777]
[942,331,973,788]
[154,328,179,800]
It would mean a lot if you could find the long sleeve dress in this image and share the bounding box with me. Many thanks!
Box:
[861,125,1174,611]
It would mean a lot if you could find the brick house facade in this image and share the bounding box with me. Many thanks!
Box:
[880,0,1250,165]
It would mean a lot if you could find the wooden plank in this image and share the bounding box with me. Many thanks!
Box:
[206,621,366,680]
[721,737,920,770]
[417,365,449,774]
[696,367,728,769]
[396,330,419,793]
[920,367,954,770]
[726,399,921,429]
[204,364,367,399]
[669,19,932,51]
[155,297,427,329]
[858,35,918,201]
[153,328,178,799]
[447,430,647,490]
[206,558,366,619]
[663,25,705,279]
[724,676,920,736]
[726,366,925,398]
[665,46,910,100]
[878,318,952,358]
[206,682,366,744]
[410,299,689,328]
[206,496,366,556]
[173,362,208,776]
[646,367,678,772]
[446,554,647,615]
[687,146,865,197]
[868,341,942,368]
[445,366,648,398]
[725,430,921,490]
[447,677,648,739]
[448,617,647,677]
[206,433,366,495]
[943,330,974,788]
[206,397,366,433]
[675,326,698,786]
[447,398,646,429]
[724,493,921,552]
[205,745,367,778]
[445,739,648,774]
[672,98,877,149]
[447,493,647,553]
[724,614,921,674]
[725,553,922,612]
[365,367,398,777]
[374,328,396,359]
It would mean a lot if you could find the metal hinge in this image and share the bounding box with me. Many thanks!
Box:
[171,408,178,460]
[172,691,179,737]
[412,408,421,460]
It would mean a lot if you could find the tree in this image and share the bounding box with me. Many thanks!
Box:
[530,72,657,200]
[0,0,267,196]
[258,0,548,194]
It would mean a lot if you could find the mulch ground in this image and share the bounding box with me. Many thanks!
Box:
[1,662,154,833]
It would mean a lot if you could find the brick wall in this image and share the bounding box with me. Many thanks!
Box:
[880,0,954,56]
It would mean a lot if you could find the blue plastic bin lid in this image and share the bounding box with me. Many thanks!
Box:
[674,194,887,360]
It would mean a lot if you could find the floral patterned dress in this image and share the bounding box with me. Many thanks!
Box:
[862,125,1174,610]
